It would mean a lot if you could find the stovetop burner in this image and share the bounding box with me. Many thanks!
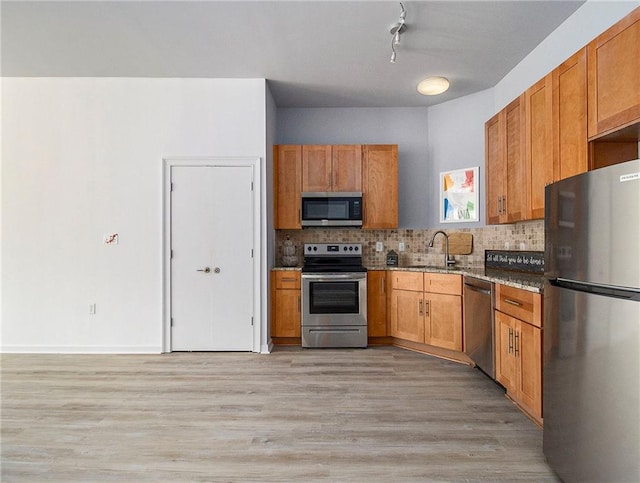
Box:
[302,243,367,273]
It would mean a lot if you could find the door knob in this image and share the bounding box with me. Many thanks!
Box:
[197,267,211,273]
[214,267,221,273]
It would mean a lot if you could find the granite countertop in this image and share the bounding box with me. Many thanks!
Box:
[272,265,544,293]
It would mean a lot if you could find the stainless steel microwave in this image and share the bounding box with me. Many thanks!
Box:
[301,192,363,227]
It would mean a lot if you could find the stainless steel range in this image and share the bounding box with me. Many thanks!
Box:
[301,243,367,348]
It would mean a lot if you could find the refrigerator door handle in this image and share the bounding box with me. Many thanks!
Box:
[551,277,640,301]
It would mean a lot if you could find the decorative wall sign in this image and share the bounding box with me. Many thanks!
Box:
[485,250,545,273]
[440,167,479,223]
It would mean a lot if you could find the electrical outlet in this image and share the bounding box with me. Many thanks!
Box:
[375,241,384,252]
[504,242,510,250]
[519,242,526,250]
[398,241,405,252]
[89,303,96,315]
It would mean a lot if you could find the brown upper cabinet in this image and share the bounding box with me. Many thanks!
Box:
[525,50,589,222]
[525,73,554,220]
[302,145,362,192]
[485,96,526,224]
[587,7,640,139]
[554,48,589,181]
[274,144,398,230]
[362,145,398,229]
[489,8,640,225]
[274,145,302,229]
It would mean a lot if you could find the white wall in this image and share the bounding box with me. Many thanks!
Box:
[494,0,640,111]
[277,107,429,227]
[2,78,267,353]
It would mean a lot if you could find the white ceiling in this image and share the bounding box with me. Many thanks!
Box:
[1,1,585,108]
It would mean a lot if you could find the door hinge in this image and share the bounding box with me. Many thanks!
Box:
[251,316,254,326]
[251,181,254,191]
[251,249,254,258]
[171,318,174,327]
[171,249,174,259]
[171,182,175,192]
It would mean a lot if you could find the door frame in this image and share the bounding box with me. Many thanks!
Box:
[162,157,262,353]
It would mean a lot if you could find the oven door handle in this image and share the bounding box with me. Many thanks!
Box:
[302,273,367,281]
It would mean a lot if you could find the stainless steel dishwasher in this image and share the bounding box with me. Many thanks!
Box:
[463,276,495,379]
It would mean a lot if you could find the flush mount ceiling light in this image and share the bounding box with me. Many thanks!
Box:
[389,2,407,63]
[417,76,450,95]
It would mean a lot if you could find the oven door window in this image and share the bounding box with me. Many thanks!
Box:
[308,281,360,314]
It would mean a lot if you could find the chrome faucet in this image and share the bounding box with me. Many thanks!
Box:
[428,230,456,268]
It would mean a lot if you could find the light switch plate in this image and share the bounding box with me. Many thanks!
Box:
[375,242,384,252]
[399,241,405,252]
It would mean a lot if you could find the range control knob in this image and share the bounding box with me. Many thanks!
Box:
[354,246,359,251]
[349,246,353,251]
[313,246,318,251]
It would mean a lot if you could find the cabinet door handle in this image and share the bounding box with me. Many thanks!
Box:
[514,331,520,356]
[418,299,423,316]
[424,300,429,317]
[504,298,522,307]
[503,195,507,214]
[508,327,513,354]
[297,295,301,313]
[497,197,500,214]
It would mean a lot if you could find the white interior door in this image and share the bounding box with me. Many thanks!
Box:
[170,165,254,351]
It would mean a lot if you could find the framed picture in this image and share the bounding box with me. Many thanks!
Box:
[439,167,479,223]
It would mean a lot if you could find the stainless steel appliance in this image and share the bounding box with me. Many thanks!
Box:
[544,159,640,482]
[301,192,363,227]
[301,243,367,348]
[463,276,495,379]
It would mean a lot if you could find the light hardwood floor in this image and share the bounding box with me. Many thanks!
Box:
[1,347,558,482]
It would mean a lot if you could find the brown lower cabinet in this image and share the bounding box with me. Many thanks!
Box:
[367,270,388,338]
[494,283,543,423]
[270,271,301,339]
[389,271,462,351]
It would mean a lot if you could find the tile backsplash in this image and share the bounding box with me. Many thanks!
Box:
[276,220,544,269]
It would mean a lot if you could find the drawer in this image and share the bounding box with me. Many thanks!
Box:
[390,271,424,291]
[495,284,542,327]
[274,271,301,289]
[425,273,462,295]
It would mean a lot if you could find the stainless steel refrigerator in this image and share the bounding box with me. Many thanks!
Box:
[543,159,640,482]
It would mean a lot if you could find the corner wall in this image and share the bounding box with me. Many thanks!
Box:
[1,78,267,353]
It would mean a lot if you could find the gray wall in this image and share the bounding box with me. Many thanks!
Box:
[276,98,493,229]
[427,89,494,228]
[277,107,429,228]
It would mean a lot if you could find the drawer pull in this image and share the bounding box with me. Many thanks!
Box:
[504,298,522,307]
[281,277,297,282]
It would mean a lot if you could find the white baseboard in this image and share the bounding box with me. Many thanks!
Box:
[0,345,163,354]
[261,340,274,354]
